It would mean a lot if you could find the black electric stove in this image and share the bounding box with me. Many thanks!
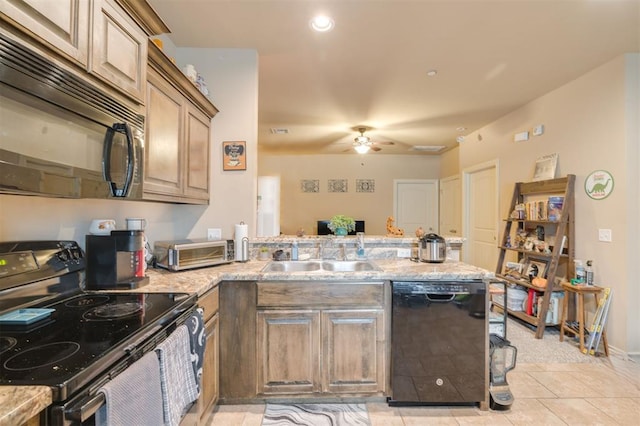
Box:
[0,240,196,424]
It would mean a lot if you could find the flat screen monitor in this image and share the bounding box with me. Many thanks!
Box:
[317,220,365,235]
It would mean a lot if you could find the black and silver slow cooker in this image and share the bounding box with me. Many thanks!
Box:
[418,233,446,263]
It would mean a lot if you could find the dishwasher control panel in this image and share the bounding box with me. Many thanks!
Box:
[392,280,484,294]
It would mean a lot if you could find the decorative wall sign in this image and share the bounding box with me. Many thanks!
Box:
[585,170,614,200]
[356,179,375,193]
[328,179,348,193]
[301,179,320,193]
[222,141,246,171]
[532,153,558,181]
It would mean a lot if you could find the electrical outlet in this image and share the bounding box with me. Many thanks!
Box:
[207,228,222,240]
[397,248,411,258]
[598,229,612,242]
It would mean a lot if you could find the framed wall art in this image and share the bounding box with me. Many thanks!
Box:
[301,179,320,193]
[585,170,614,200]
[356,179,375,193]
[532,153,558,181]
[222,141,246,171]
[328,179,348,193]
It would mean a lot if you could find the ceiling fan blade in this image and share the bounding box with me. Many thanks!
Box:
[371,146,382,152]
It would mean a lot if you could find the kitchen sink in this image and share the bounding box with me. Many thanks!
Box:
[261,261,323,272]
[261,260,380,273]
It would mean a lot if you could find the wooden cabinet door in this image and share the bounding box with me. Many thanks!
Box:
[322,309,385,394]
[183,103,211,201]
[199,312,218,423]
[90,0,146,103]
[0,0,90,65]
[256,310,321,395]
[144,68,183,197]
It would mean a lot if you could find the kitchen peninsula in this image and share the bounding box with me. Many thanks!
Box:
[1,251,492,425]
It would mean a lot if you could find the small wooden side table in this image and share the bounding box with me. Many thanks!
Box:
[559,282,609,356]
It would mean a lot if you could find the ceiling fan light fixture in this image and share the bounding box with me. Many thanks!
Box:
[310,15,334,32]
[354,144,370,154]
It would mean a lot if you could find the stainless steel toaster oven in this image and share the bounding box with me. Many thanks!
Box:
[154,239,234,271]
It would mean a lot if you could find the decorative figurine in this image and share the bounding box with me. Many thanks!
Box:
[386,216,404,237]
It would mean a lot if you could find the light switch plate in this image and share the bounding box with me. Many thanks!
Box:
[533,124,544,136]
[514,131,529,142]
[598,229,612,242]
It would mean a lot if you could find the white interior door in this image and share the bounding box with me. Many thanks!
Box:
[393,179,439,235]
[439,175,461,236]
[463,161,498,270]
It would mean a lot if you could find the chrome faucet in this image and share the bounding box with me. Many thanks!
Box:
[319,237,333,260]
[339,242,347,261]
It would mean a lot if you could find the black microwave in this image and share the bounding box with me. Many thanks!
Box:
[0,32,145,200]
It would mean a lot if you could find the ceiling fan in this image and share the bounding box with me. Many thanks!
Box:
[350,127,393,154]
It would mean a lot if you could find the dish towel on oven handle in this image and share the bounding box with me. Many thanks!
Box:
[156,324,199,426]
[185,307,206,392]
[95,350,164,426]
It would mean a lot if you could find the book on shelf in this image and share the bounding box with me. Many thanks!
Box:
[548,196,564,221]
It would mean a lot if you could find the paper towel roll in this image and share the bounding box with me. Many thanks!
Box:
[234,222,249,261]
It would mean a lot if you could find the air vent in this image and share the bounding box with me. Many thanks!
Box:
[270,128,289,134]
[410,145,445,152]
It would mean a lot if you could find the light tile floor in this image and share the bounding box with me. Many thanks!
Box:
[205,355,639,425]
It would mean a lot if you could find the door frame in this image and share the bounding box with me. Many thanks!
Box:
[461,159,499,264]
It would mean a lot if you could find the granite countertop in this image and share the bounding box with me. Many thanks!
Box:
[144,257,493,296]
[1,258,492,424]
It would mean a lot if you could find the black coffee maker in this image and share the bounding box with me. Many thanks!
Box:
[85,230,149,289]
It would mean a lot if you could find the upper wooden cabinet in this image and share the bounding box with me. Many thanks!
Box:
[0,0,90,65]
[144,41,218,204]
[90,0,147,103]
[0,0,168,104]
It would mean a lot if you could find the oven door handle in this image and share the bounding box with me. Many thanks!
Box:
[66,392,105,422]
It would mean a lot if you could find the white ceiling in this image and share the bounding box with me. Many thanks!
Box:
[147,0,639,155]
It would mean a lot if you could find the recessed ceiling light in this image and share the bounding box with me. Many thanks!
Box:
[456,136,465,143]
[456,126,466,132]
[310,15,334,32]
[270,128,289,134]
[426,69,438,77]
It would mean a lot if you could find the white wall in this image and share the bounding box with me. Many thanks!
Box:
[174,48,259,239]
[459,54,640,355]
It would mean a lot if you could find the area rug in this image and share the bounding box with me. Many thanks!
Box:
[262,403,370,426]
[506,318,606,364]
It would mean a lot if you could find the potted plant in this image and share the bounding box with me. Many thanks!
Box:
[328,215,356,236]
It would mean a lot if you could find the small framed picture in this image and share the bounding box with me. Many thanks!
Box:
[222,141,246,171]
[532,153,558,181]
[525,259,548,279]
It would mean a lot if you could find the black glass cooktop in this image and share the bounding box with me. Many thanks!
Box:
[0,291,193,399]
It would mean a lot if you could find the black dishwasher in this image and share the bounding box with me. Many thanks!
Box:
[389,280,487,406]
